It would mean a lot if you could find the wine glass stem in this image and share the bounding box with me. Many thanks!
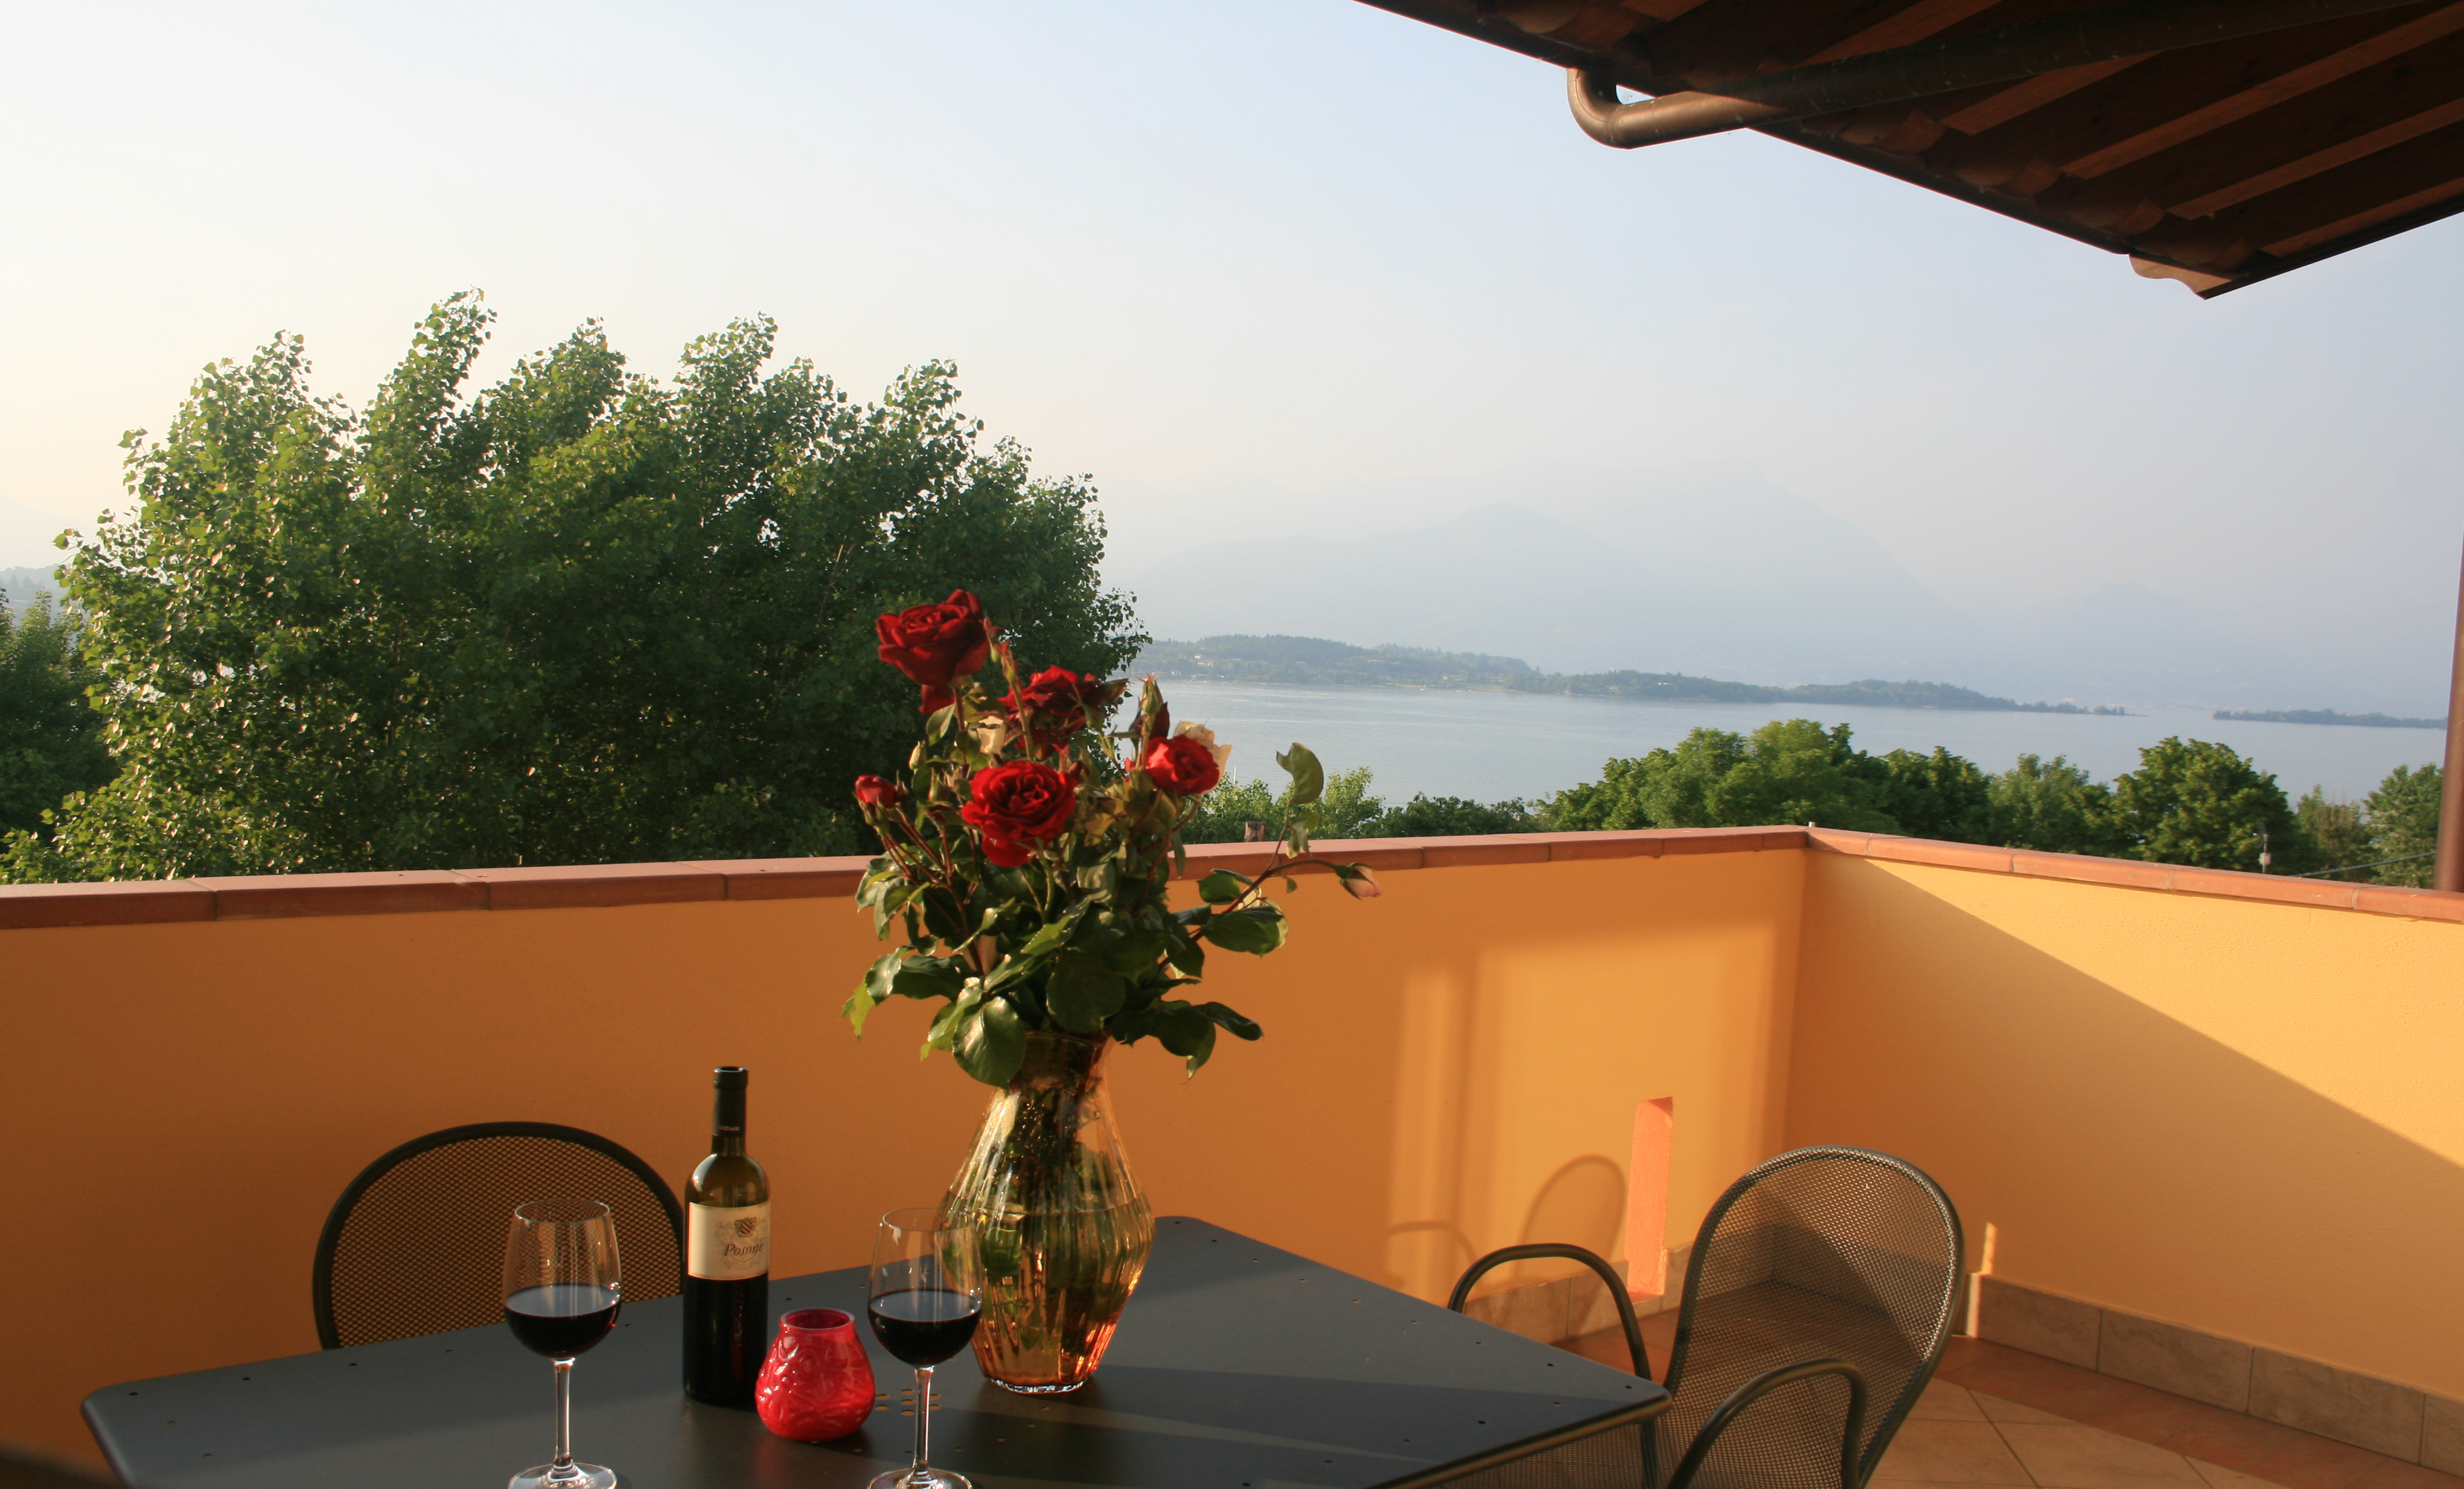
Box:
[553,1358,576,1473]
[911,1365,933,1478]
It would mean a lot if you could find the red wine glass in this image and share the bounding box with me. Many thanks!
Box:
[502,1199,624,1489]
[866,1207,984,1489]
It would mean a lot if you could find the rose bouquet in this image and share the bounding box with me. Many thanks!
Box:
[844,589,1378,1087]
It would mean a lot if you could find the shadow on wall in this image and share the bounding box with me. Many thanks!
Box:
[1788,859,2464,1396]
[1525,1153,1628,1258]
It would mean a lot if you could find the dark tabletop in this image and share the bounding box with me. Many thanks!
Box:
[85,1216,1665,1488]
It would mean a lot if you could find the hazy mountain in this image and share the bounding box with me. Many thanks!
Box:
[1,565,61,610]
[1108,471,2437,714]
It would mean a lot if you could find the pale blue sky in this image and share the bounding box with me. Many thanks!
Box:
[4,2,2459,708]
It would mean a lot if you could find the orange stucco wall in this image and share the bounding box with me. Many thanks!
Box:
[0,848,1805,1465]
[1789,853,2464,1399]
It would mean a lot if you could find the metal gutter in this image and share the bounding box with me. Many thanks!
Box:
[1565,0,2440,149]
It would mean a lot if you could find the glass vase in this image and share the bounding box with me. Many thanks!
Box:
[945,1031,1154,1393]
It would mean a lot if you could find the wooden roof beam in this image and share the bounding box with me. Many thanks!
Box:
[1566,0,2435,148]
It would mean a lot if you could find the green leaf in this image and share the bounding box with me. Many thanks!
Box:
[841,988,874,1037]
[1193,1001,1263,1041]
[1102,930,1169,975]
[891,957,967,1001]
[1045,955,1129,1035]
[1200,903,1287,955]
[1147,1001,1219,1075]
[856,862,900,909]
[919,887,969,944]
[1163,928,1206,978]
[1276,742,1325,808]
[865,948,908,1004]
[953,996,1027,1087]
[1197,869,1247,904]
[922,980,985,1053]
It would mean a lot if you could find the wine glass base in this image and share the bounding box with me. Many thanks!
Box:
[510,1462,617,1489]
[866,1470,971,1489]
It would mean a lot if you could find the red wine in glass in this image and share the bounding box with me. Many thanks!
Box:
[867,1288,981,1367]
[504,1283,621,1359]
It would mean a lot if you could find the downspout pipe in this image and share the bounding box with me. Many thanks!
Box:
[2436,538,2464,893]
[1568,0,2434,149]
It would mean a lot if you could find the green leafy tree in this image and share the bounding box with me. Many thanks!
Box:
[4,295,1140,882]
[1878,747,1992,843]
[2106,737,2317,873]
[0,592,117,840]
[2295,787,2374,880]
[1547,720,1895,832]
[1705,719,1897,832]
[1545,727,1747,830]
[2363,763,2442,888]
[1988,753,2125,856]
[1182,765,1383,843]
[1376,793,1536,837]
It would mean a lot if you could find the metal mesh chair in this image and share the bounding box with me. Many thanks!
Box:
[312,1121,684,1350]
[1447,1146,1962,1489]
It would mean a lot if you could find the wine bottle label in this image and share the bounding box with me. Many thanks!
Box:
[687,1202,771,1280]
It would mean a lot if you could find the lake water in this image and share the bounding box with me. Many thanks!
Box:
[1157,680,2444,805]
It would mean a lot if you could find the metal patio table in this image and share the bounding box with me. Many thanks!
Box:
[85,1216,1666,1487]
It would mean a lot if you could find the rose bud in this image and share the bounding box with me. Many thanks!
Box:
[874,589,992,711]
[853,775,903,810]
[959,760,1079,867]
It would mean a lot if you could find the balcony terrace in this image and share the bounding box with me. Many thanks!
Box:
[4,828,2459,1481]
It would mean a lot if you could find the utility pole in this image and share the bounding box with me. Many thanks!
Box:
[2440,538,2464,893]
[2257,826,2271,874]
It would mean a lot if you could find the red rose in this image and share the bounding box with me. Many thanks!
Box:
[875,590,991,712]
[1004,666,1118,747]
[853,775,902,810]
[1142,733,1223,797]
[960,761,1078,867]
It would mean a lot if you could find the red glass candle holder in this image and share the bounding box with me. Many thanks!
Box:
[754,1308,875,1442]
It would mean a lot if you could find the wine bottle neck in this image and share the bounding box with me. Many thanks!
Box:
[712,1086,748,1156]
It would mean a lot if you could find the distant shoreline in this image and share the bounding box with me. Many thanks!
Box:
[1137,635,2132,716]
[2214,709,2446,730]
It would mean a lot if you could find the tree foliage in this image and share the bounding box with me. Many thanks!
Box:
[2362,764,2442,888]
[4,295,1140,881]
[1988,753,2124,856]
[0,592,117,840]
[2104,737,2316,873]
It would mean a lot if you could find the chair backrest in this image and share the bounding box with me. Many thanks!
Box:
[313,1121,684,1350]
[1658,1147,1962,1489]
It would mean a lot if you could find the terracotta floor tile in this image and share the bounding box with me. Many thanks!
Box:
[2196,1465,2279,1489]
[2345,1460,2464,1489]
[2073,1386,2235,1447]
[1913,1382,1990,1422]
[2238,1431,2389,1489]
[2161,1415,2305,1473]
[1998,1422,2210,1489]
[1978,1392,2078,1425]
[1953,1347,2122,1409]
[1873,1420,2034,1484]
[2006,1368,2166,1429]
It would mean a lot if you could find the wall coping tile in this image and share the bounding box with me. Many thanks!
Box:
[0,878,214,930]
[1813,829,2461,924]
[198,870,487,920]
[698,859,870,901]
[2,823,2454,927]
[457,862,726,911]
